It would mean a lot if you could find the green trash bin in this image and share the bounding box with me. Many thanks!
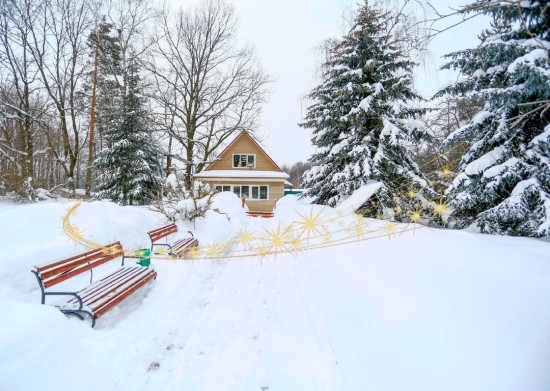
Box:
[136,248,151,267]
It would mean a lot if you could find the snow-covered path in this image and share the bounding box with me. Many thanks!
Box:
[105,255,347,391]
[102,229,550,391]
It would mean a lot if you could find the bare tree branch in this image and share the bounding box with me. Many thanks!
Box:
[144,0,271,187]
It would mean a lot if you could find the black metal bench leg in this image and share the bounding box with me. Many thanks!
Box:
[63,310,96,328]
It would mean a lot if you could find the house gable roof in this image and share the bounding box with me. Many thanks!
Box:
[205,131,284,173]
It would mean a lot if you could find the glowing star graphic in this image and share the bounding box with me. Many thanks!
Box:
[353,210,367,221]
[263,224,292,255]
[288,235,303,251]
[61,196,429,262]
[103,243,120,255]
[407,190,416,198]
[206,242,225,258]
[384,222,396,235]
[347,219,368,239]
[235,228,255,250]
[256,246,270,260]
[442,167,452,177]
[410,210,422,223]
[185,246,199,259]
[294,208,328,240]
[434,201,449,216]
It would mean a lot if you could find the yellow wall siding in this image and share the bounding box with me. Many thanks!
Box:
[207,133,280,172]
[201,179,284,212]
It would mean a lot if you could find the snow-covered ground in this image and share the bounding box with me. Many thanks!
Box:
[1,195,549,391]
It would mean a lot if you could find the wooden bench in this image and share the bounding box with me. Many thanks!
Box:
[31,242,157,327]
[148,223,199,258]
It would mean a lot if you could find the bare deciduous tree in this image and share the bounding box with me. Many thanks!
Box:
[106,0,158,91]
[146,0,270,187]
[281,161,314,189]
[27,0,92,193]
[0,0,40,193]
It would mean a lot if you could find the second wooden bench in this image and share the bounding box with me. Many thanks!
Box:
[148,223,199,258]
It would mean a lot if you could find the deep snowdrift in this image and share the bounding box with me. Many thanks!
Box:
[1,195,549,391]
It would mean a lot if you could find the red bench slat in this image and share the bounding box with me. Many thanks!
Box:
[37,243,124,288]
[62,267,141,308]
[36,242,123,273]
[170,238,199,257]
[148,224,178,242]
[91,270,157,319]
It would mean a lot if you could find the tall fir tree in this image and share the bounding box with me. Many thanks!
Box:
[438,1,550,236]
[94,58,163,205]
[300,1,434,219]
[87,20,123,151]
[83,19,123,195]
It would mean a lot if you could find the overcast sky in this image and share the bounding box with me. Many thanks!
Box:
[173,0,490,166]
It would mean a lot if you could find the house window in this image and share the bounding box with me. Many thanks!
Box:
[231,185,268,200]
[233,154,255,168]
[251,185,268,200]
[215,185,231,192]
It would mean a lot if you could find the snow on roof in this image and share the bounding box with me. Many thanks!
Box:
[336,182,383,213]
[194,170,289,179]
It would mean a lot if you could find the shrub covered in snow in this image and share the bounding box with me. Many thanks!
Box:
[155,178,216,223]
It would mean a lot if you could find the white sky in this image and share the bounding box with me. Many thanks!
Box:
[171,0,490,166]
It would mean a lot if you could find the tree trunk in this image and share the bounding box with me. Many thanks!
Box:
[86,43,99,196]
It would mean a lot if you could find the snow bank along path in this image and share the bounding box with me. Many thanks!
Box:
[1,197,550,391]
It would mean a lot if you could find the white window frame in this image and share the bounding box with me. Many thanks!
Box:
[215,185,231,193]
[232,153,256,168]
[229,184,269,200]
[250,185,269,200]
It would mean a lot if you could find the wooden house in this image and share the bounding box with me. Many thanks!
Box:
[193,131,289,214]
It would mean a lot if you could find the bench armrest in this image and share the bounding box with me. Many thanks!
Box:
[44,292,84,310]
[151,242,172,251]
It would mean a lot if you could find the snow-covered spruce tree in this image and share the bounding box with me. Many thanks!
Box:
[300,1,434,219]
[94,59,163,205]
[437,1,550,236]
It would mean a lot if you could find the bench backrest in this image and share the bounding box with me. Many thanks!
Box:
[34,242,124,288]
[148,223,178,242]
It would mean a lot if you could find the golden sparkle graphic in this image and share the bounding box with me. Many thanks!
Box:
[288,234,304,251]
[235,227,255,250]
[256,245,270,259]
[434,200,449,216]
[62,198,450,262]
[410,210,422,223]
[347,220,367,239]
[205,242,226,258]
[186,245,199,259]
[293,208,328,240]
[384,222,396,235]
[262,224,292,255]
